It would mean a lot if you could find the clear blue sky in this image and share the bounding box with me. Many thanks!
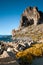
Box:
[0,0,43,35]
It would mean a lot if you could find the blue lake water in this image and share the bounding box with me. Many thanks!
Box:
[0,35,13,42]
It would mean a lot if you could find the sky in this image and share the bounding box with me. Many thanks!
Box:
[0,0,43,35]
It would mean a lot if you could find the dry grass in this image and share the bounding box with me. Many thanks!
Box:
[14,24,43,41]
[16,43,43,64]
[16,43,43,57]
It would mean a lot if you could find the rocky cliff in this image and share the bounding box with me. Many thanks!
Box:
[12,6,43,42]
[19,7,40,28]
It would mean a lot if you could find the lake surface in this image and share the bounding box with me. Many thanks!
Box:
[31,57,43,65]
[0,35,13,42]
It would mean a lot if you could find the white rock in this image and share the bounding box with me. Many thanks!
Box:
[7,47,12,52]
[0,51,9,58]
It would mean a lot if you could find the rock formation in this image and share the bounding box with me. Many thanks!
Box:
[19,7,40,28]
[12,6,43,38]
